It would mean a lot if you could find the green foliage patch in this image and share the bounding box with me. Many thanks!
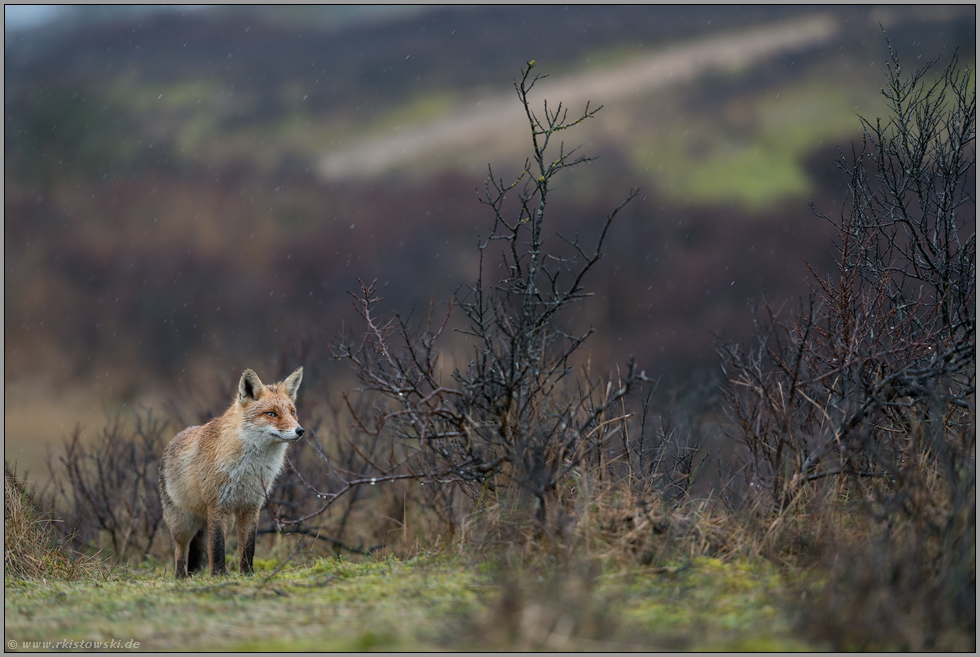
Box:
[637,78,884,210]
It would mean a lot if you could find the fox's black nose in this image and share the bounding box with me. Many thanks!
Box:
[296,426,305,437]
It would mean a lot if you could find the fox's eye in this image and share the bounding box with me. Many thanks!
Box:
[266,411,278,418]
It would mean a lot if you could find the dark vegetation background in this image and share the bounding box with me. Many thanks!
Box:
[6,5,973,477]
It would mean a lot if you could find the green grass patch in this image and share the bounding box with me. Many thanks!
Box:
[4,554,478,651]
[4,552,818,651]
[617,556,812,650]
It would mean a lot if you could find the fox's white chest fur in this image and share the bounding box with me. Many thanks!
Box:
[217,430,289,510]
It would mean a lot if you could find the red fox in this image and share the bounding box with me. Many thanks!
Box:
[159,367,304,578]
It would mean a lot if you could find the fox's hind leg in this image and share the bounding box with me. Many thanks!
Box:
[187,529,207,574]
[165,506,205,579]
[173,538,190,579]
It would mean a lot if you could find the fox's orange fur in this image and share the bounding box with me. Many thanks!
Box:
[159,367,304,578]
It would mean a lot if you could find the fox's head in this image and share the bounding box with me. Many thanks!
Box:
[237,367,305,444]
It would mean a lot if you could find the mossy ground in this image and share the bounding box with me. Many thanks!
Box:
[5,552,819,651]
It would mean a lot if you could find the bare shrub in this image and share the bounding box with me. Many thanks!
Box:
[263,392,420,556]
[327,61,653,537]
[45,410,168,563]
[718,36,975,648]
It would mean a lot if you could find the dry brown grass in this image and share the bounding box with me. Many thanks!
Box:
[4,463,97,581]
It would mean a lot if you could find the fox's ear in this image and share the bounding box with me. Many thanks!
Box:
[239,368,265,404]
[281,366,303,402]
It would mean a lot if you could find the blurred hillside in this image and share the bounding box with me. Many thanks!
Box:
[4,5,975,472]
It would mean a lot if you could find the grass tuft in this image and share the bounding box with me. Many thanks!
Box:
[4,463,95,581]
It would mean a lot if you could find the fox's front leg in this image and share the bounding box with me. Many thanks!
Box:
[238,508,260,575]
[207,509,230,576]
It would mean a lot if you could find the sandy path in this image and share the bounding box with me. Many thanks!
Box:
[316,14,840,181]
